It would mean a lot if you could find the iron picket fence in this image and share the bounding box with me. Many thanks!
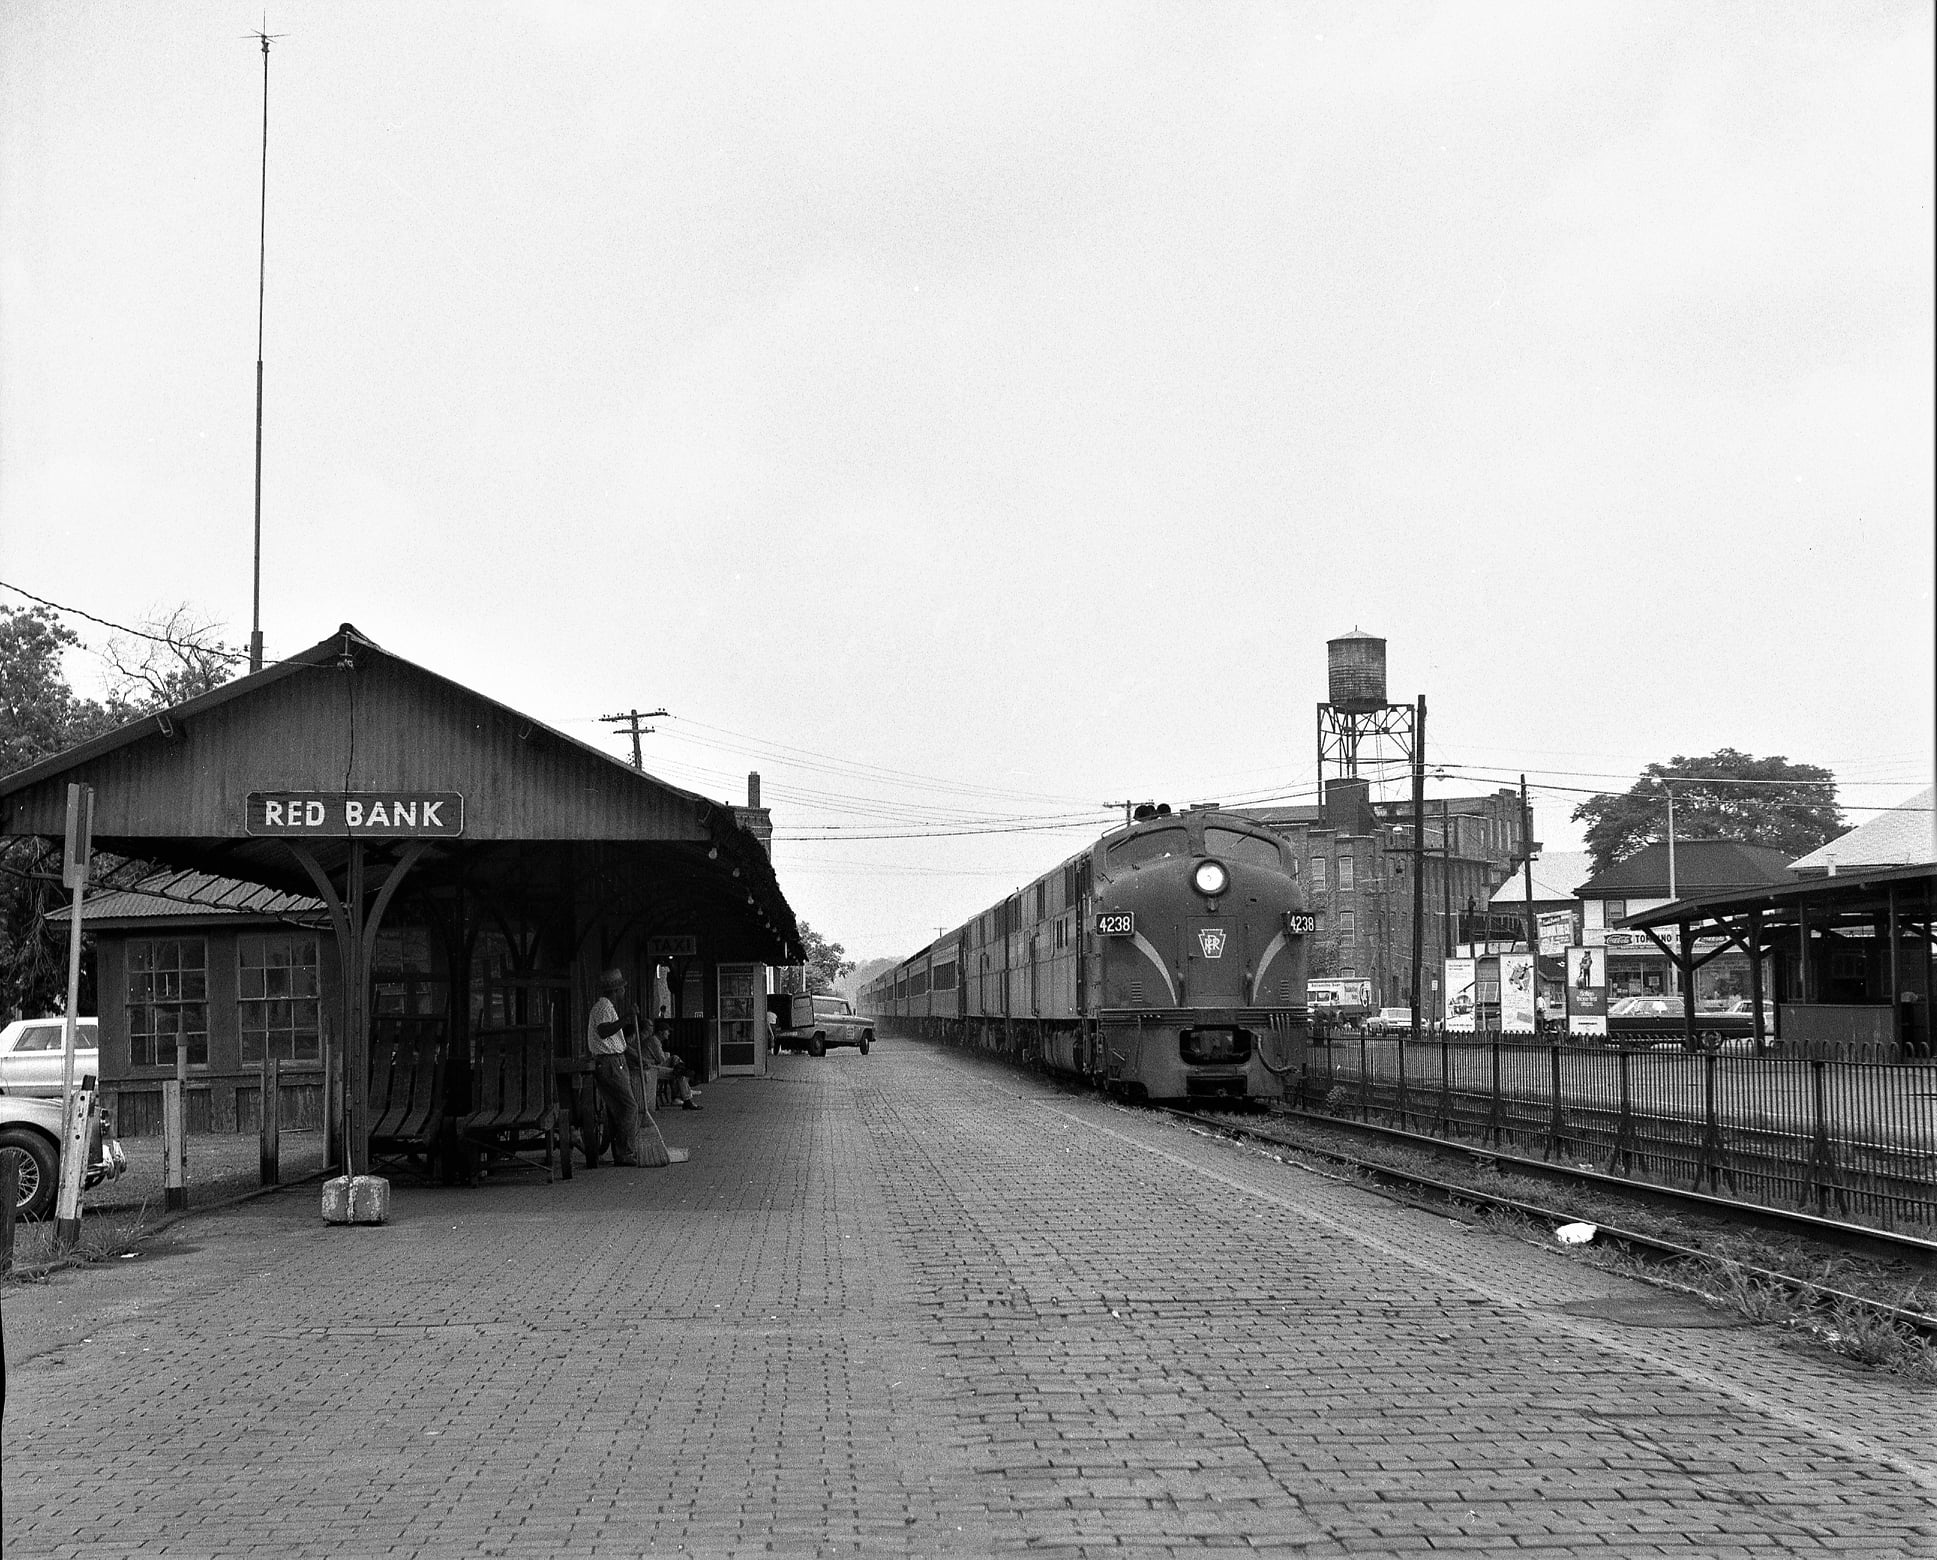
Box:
[1303,1031,1937,1234]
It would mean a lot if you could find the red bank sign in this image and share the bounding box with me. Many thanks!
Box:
[246,792,465,837]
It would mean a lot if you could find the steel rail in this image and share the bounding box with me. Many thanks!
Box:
[1156,1105,1937,1341]
[1272,1105,1937,1260]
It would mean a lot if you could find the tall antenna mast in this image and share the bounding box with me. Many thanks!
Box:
[247,19,284,673]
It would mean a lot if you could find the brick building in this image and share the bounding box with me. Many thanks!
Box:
[1237,779,1533,1011]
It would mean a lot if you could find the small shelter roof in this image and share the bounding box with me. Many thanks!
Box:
[80,869,326,929]
[1617,862,1935,932]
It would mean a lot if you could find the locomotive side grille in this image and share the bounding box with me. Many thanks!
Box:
[1277,980,1292,1002]
[1130,979,1144,1004]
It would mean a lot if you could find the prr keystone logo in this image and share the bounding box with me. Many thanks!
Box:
[1197,928,1227,959]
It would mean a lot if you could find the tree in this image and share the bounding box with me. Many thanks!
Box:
[775,921,855,996]
[0,605,117,776]
[0,602,239,1018]
[100,605,241,717]
[1572,749,1844,873]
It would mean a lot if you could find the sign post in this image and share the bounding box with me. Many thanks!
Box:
[55,783,95,1248]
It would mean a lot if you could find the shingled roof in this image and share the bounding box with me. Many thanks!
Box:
[1790,787,1935,872]
[1573,839,1795,899]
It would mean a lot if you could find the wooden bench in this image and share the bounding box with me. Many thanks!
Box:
[457,1027,558,1182]
[367,1017,449,1179]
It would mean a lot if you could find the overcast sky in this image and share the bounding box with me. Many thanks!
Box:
[3,1,1931,961]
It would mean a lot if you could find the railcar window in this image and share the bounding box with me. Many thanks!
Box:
[1204,827,1285,871]
[1108,826,1186,869]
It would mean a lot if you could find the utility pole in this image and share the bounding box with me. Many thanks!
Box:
[1440,798,1452,960]
[1521,774,1539,1029]
[1104,801,1139,827]
[600,708,668,770]
[1664,778,1678,900]
[247,21,284,674]
[1409,697,1425,1045]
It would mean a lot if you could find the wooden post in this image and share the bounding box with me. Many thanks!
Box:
[259,1055,280,1185]
[162,1048,188,1211]
[1679,922,1698,1053]
[1887,886,1902,1059]
[0,1155,16,1275]
[1748,909,1768,1052]
[54,782,93,1249]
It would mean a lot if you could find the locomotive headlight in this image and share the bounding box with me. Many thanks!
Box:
[1192,860,1230,897]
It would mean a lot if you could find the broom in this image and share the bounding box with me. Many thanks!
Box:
[628,1015,673,1168]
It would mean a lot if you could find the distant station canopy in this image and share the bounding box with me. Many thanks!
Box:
[1325,629,1387,713]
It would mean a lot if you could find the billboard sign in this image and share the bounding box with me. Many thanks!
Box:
[1499,952,1537,1031]
[1443,958,1476,1032]
[1566,945,1608,1036]
[1537,911,1577,955]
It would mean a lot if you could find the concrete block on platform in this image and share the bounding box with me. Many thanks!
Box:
[322,1174,390,1225]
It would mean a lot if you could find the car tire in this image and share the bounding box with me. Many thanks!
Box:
[809,1035,826,1058]
[859,1038,870,1055]
[0,1126,58,1221]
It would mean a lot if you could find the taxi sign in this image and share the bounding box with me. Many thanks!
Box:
[1095,911,1135,936]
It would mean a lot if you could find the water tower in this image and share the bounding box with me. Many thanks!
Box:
[1317,630,1419,788]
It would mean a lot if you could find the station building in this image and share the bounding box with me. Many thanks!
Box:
[1,624,801,1168]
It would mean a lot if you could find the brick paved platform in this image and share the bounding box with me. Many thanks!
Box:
[3,1037,1932,1557]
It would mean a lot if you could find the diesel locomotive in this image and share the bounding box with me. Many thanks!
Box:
[860,804,1311,1104]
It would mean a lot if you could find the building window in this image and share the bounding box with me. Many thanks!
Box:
[239,935,322,1064]
[1337,856,1355,891]
[1339,911,1356,945]
[127,938,209,1068]
[1310,856,1328,888]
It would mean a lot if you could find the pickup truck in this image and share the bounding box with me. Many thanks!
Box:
[769,994,874,1057]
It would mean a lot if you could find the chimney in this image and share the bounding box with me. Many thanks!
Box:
[734,770,773,857]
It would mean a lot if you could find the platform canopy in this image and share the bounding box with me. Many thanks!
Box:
[0,622,799,964]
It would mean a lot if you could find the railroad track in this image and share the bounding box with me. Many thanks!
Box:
[1157,1103,1937,1343]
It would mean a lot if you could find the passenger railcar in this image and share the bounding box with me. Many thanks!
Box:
[861,805,1311,1104]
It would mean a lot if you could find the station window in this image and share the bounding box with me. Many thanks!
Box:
[239,935,322,1064]
[127,938,209,1068]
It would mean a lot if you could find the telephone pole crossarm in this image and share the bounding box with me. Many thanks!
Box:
[599,708,669,770]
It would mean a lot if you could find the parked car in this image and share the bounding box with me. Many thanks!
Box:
[1605,996,1755,1049]
[0,1016,99,1096]
[771,994,874,1057]
[1362,1007,1420,1036]
[0,1092,128,1220]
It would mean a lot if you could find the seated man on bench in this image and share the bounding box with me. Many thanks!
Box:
[644,1018,701,1111]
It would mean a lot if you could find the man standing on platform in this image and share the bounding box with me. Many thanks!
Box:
[581,967,641,1167]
